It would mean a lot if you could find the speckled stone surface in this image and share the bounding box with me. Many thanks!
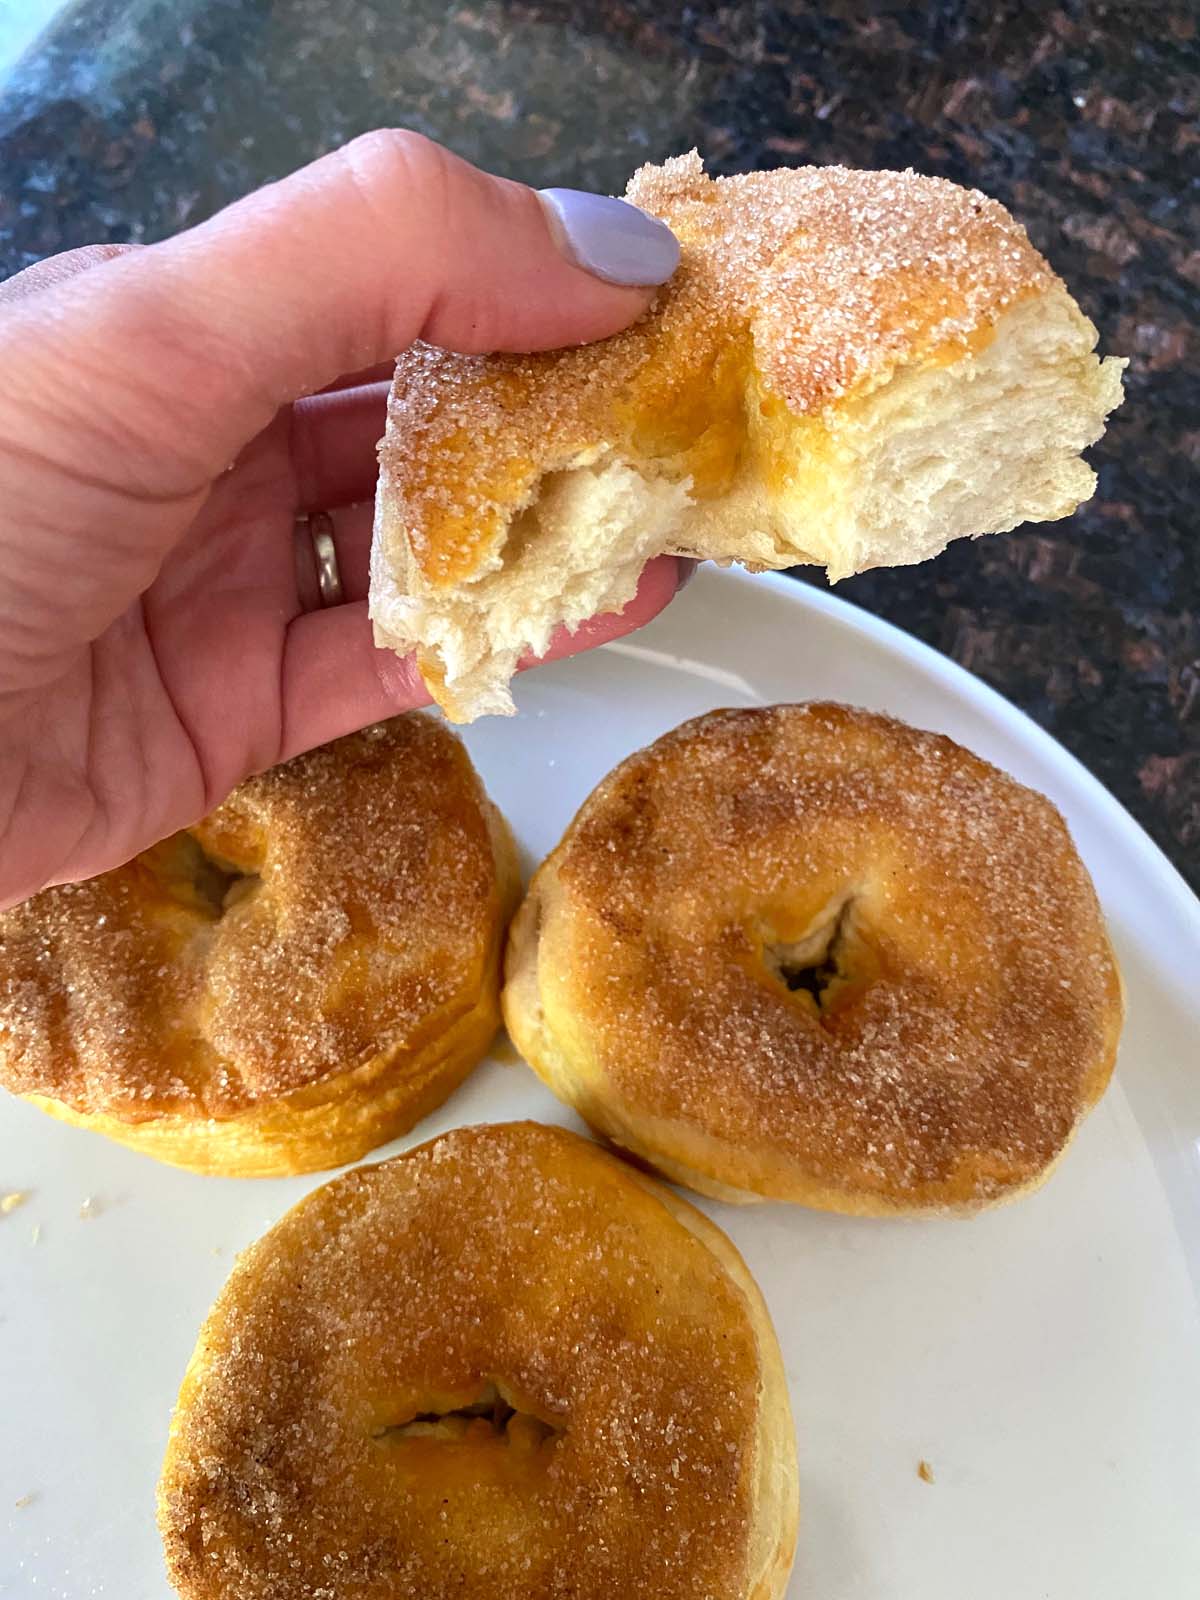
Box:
[1,0,1196,889]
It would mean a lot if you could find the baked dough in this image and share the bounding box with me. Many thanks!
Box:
[503,704,1124,1213]
[0,716,518,1176]
[158,1121,799,1599]
[371,153,1125,720]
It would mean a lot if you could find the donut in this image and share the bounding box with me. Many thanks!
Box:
[0,716,518,1177]
[503,704,1124,1214]
[371,152,1124,720]
[157,1121,799,1599]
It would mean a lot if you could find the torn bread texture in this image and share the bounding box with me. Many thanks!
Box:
[371,153,1125,721]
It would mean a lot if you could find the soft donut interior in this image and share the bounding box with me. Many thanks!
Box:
[391,288,1122,719]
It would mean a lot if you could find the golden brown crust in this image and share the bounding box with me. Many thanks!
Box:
[0,716,519,1175]
[502,704,1124,1214]
[376,153,1055,592]
[157,1121,799,1599]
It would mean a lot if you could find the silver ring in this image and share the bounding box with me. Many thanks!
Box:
[298,511,344,608]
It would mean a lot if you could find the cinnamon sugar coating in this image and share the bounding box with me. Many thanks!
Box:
[0,717,517,1173]
[378,153,1055,590]
[504,704,1124,1213]
[158,1122,797,1599]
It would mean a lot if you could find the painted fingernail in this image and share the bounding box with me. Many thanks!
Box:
[537,188,680,286]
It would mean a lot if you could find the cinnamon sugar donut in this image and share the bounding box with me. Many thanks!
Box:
[0,717,518,1177]
[372,153,1124,720]
[503,704,1124,1214]
[158,1121,799,1600]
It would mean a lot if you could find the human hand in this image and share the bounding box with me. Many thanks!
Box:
[0,131,683,908]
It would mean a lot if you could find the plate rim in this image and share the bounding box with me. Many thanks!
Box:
[738,568,1200,939]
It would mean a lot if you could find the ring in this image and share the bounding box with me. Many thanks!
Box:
[296,512,344,608]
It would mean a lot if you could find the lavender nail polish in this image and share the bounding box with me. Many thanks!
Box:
[537,188,681,287]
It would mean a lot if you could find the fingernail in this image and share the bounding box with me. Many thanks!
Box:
[537,188,680,286]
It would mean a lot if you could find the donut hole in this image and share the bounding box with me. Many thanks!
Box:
[375,1381,562,1454]
[763,899,874,1017]
[776,947,840,1006]
[176,833,260,918]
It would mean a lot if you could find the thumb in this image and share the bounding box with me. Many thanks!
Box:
[0,131,678,500]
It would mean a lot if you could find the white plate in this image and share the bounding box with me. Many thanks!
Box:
[2,569,1199,1600]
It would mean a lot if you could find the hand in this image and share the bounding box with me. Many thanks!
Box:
[0,131,683,908]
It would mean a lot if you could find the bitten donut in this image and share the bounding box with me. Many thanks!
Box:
[372,152,1124,720]
[503,704,1124,1214]
[158,1121,799,1600]
[0,716,518,1177]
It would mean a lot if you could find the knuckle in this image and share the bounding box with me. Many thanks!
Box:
[340,128,449,197]
[333,132,456,352]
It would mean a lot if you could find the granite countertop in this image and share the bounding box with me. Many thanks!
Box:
[1,0,1196,890]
